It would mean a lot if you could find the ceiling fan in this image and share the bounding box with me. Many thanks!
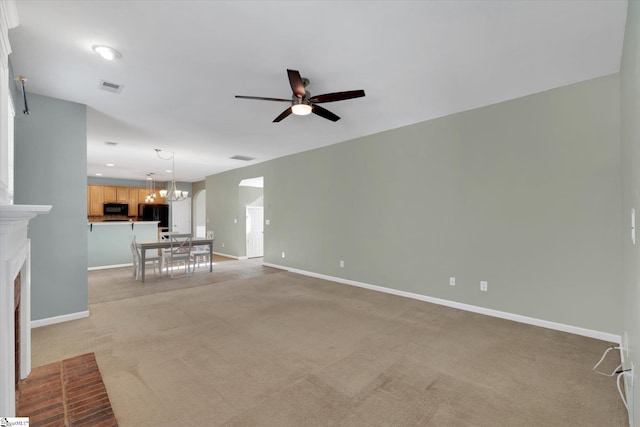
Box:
[235,69,365,122]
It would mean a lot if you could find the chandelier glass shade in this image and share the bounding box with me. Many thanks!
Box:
[145,173,157,203]
[155,149,189,202]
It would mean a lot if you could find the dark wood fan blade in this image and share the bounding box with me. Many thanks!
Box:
[312,105,340,122]
[287,69,306,98]
[308,90,365,103]
[273,107,293,122]
[235,95,292,102]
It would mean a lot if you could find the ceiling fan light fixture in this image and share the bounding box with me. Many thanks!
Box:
[291,104,312,116]
[92,45,122,60]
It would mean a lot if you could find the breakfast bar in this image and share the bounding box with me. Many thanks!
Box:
[87,221,159,269]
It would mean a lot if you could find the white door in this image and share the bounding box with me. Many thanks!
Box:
[246,206,264,258]
[171,198,191,233]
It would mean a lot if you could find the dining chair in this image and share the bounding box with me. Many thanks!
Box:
[190,230,213,271]
[129,235,139,279]
[163,233,193,278]
[130,235,160,280]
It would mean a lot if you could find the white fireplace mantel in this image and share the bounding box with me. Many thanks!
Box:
[0,204,51,417]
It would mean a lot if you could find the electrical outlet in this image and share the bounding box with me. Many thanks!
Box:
[449,277,455,286]
[632,209,636,245]
[281,251,285,258]
[480,281,488,291]
[340,260,344,268]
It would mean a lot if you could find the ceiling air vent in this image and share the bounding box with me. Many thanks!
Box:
[231,155,256,161]
[104,141,118,146]
[99,80,123,94]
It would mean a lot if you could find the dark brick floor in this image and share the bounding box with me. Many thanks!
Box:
[16,353,118,427]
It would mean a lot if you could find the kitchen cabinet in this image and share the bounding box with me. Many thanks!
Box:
[88,184,169,218]
[138,188,148,206]
[104,186,117,202]
[128,188,139,216]
[88,185,104,216]
[138,188,166,205]
[116,187,129,203]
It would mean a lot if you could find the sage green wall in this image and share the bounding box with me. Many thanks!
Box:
[192,180,206,195]
[205,176,264,257]
[14,93,88,321]
[207,74,621,335]
[620,0,639,423]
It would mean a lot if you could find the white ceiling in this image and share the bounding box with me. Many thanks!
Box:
[7,0,628,183]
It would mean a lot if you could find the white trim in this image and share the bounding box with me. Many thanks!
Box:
[262,262,286,270]
[265,263,621,344]
[213,251,242,259]
[0,204,50,417]
[0,0,19,70]
[88,262,132,271]
[31,310,90,328]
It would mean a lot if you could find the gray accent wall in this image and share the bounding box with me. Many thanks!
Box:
[620,1,639,424]
[207,74,621,335]
[14,93,88,321]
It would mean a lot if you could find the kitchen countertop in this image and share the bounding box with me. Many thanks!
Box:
[88,221,159,225]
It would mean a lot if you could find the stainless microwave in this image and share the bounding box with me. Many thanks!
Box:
[103,203,128,215]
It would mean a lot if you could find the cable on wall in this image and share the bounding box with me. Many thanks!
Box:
[593,346,631,413]
[18,75,29,115]
[593,345,622,376]
[617,370,630,411]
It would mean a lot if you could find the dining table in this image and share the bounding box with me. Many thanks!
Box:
[135,237,214,282]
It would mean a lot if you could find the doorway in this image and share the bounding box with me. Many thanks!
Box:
[246,206,264,258]
[170,198,191,233]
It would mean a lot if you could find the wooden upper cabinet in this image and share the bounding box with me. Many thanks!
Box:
[128,188,139,216]
[138,187,166,205]
[88,185,104,216]
[88,184,168,218]
[116,187,129,203]
[103,186,117,202]
[138,188,148,206]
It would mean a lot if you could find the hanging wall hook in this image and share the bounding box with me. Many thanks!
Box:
[18,75,29,115]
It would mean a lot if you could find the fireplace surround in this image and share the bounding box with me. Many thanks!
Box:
[0,204,51,417]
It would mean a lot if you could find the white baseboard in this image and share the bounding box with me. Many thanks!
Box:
[31,310,90,328]
[88,263,132,271]
[213,251,243,260]
[264,263,621,344]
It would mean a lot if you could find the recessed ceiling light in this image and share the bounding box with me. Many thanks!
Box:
[106,163,114,167]
[92,45,122,61]
[166,169,172,173]
[95,173,103,176]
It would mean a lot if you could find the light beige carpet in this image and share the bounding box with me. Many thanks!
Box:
[31,260,627,426]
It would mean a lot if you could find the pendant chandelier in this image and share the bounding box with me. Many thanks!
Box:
[154,149,189,202]
[144,173,157,203]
